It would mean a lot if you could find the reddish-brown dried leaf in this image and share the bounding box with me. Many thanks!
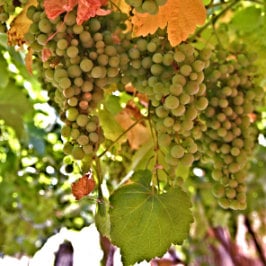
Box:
[71,173,96,200]
[76,0,111,25]
[44,0,78,20]
[44,0,110,25]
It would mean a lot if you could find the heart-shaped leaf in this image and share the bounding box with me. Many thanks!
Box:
[109,170,193,265]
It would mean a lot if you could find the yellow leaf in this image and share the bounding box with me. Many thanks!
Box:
[132,0,206,46]
[8,0,37,46]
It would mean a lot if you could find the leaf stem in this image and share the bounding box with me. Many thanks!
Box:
[98,117,144,158]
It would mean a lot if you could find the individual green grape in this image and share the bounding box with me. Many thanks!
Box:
[195,97,208,111]
[63,142,73,155]
[142,0,159,15]
[58,77,71,89]
[89,132,99,143]
[77,135,89,145]
[66,108,79,121]
[91,66,107,78]
[38,18,52,33]
[66,45,79,58]
[61,125,71,138]
[125,0,142,8]
[67,65,82,78]
[180,65,192,76]
[164,95,179,110]
[170,144,185,159]
[70,128,80,140]
[76,114,88,127]
[155,106,169,118]
[158,133,172,147]
[212,183,225,198]
[80,58,94,72]
[218,198,231,209]
[72,146,85,160]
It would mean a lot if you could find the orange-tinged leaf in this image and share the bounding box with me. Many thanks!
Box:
[71,172,96,200]
[132,0,206,46]
[8,0,38,46]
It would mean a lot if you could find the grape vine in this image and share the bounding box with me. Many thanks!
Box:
[23,0,264,211]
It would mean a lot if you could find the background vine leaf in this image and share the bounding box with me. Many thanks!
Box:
[109,170,193,265]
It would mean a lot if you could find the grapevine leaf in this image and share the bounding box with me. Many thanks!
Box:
[131,0,206,46]
[109,170,193,265]
[0,81,33,139]
[8,0,38,46]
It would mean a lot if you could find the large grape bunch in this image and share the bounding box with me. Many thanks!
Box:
[121,31,211,175]
[25,3,128,161]
[200,42,264,210]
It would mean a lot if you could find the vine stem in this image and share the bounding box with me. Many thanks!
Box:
[147,103,160,193]
[98,117,144,158]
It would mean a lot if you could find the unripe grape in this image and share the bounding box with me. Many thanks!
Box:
[66,46,79,58]
[91,66,107,78]
[212,183,225,198]
[174,51,185,62]
[61,125,71,138]
[66,108,79,121]
[72,146,85,160]
[150,64,163,76]
[38,18,52,33]
[63,142,73,155]
[59,77,71,89]
[142,0,158,14]
[164,95,179,110]
[89,132,99,143]
[158,133,172,146]
[76,114,88,127]
[180,65,192,76]
[67,97,78,107]
[218,198,231,209]
[181,153,194,167]
[70,128,80,140]
[170,144,185,159]
[77,135,89,145]
[225,188,236,199]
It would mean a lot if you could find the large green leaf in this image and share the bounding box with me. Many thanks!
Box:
[0,81,33,139]
[109,170,193,265]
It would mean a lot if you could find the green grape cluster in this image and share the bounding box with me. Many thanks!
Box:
[125,0,167,15]
[25,3,128,161]
[200,42,263,210]
[122,33,211,173]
